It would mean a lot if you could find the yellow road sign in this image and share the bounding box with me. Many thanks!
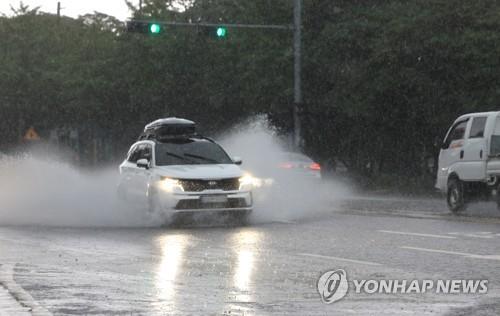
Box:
[23,127,40,141]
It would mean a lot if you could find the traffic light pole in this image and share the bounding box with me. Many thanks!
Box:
[293,0,302,148]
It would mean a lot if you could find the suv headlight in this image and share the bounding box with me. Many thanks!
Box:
[159,177,184,193]
[239,174,262,191]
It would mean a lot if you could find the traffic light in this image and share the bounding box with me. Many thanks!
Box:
[149,23,161,34]
[126,20,162,35]
[215,26,227,38]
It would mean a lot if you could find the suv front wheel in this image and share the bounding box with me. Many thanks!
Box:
[147,188,175,224]
[447,178,466,213]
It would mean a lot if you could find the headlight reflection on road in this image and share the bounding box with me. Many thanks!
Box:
[234,250,254,291]
[232,230,262,292]
[155,234,190,306]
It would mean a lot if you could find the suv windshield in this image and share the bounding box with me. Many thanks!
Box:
[155,140,233,166]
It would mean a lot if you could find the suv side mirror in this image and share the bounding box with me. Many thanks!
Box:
[232,156,243,165]
[137,158,150,169]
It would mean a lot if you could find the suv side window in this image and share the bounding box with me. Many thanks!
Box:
[140,144,152,161]
[469,117,487,138]
[128,145,143,163]
[443,120,468,149]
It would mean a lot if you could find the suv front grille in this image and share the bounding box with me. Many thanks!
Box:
[179,178,239,192]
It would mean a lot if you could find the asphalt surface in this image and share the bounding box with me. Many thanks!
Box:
[0,196,500,315]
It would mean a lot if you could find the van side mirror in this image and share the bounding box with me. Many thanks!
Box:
[232,156,243,165]
[137,158,150,169]
[437,136,451,150]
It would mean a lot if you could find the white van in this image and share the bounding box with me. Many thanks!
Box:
[436,111,500,212]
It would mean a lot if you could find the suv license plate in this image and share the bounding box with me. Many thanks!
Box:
[201,195,228,204]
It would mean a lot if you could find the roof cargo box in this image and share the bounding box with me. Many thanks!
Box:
[139,117,196,141]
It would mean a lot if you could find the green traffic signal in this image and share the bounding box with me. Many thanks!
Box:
[216,26,227,38]
[149,23,161,34]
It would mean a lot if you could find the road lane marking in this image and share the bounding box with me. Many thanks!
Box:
[298,253,382,266]
[401,246,500,261]
[271,220,296,225]
[0,284,31,316]
[448,232,498,239]
[0,264,52,316]
[378,230,457,239]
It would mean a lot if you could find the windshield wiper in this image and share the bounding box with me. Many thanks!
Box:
[183,153,219,163]
[163,152,198,163]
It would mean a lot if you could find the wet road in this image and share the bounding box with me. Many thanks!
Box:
[1,196,500,315]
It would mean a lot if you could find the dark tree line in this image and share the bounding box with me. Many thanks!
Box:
[1,0,499,191]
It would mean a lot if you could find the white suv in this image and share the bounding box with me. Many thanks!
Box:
[118,118,255,221]
[436,111,500,212]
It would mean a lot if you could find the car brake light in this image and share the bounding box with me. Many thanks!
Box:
[279,162,294,169]
[310,163,321,170]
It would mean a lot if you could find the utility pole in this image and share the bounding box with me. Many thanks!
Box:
[293,0,302,149]
[57,2,61,18]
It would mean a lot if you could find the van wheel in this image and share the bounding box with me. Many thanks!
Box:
[447,178,466,213]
